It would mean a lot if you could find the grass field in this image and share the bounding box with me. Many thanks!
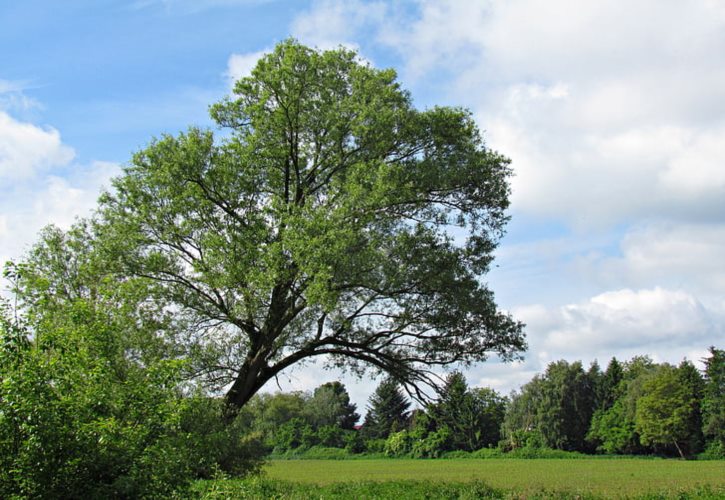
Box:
[262,458,725,497]
[195,458,725,499]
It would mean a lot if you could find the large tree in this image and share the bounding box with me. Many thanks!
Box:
[88,40,524,413]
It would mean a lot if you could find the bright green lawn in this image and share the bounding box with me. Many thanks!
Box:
[263,458,725,497]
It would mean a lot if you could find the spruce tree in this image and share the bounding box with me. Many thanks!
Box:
[362,379,411,439]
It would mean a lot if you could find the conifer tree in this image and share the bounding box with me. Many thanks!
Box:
[362,379,410,439]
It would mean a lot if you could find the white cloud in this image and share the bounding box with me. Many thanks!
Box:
[0,112,75,181]
[516,288,721,361]
[226,50,269,88]
[367,0,725,226]
[1,158,119,272]
[291,0,386,51]
[583,223,725,300]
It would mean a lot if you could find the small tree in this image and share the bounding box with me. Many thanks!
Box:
[303,381,359,430]
[362,378,411,439]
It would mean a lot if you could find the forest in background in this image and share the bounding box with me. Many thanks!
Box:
[237,348,725,460]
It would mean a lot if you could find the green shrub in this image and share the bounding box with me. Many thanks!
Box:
[698,440,725,460]
[343,430,365,454]
[410,426,451,458]
[364,438,387,454]
[317,425,346,448]
[471,448,504,459]
[385,430,413,457]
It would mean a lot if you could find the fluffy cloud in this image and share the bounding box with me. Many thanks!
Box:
[584,223,725,300]
[515,288,721,364]
[368,0,725,226]
[291,0,386,51]
[0,161,119,270]
[226,50,269,88]
[0,111,75,180]
[0,87,118,271]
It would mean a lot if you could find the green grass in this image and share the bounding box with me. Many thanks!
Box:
[254,458,725,498]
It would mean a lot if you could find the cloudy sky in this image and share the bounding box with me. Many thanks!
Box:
[2,0,724,408]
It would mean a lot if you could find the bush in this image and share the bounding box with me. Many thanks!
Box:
[0,311,193,498]
[172,397,265,479]
[384,430,413,457]
[698,440,725,460]
[317,425,346,448]
[343,430,366,454]
[410,426,451,458]
[271,418,316,452]
[364,438,387,454]
[0,301,265,499]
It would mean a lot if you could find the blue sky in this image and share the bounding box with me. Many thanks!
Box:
[2,0,724,409]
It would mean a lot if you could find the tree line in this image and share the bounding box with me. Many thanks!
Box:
[247,349,724,460]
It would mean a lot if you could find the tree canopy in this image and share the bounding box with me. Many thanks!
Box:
[18,40,524,414]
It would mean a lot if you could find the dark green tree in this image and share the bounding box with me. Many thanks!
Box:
[600,357,624,410]
[303,381,359,429]
[95,40,524,413]
[588,356,657,455]
[471,387,508,448]
[702,347,725,456]
[362,378,411,439]
[429,371,506,451]
[676,360,705,455]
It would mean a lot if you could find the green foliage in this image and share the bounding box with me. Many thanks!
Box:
[598,357,624,411]
[0,225,265,498]
[635,364,702,458]
[430,372,508,451]
[363,438,387,454]
[384,430,413,457]
[0,297,191,498]
[587,400,639,454]
[317,425,347,448]
[172,398,266,479]
[271,418,317,452]
[362,378,410,439]
[303,382,359,430]
[410,427,452,458]
[243,391,308,449]
[701,347,725,454]
[502,361,596,452]
[96,39,523,411]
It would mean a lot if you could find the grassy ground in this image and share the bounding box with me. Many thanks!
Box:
[262,458,725,497]
[193,458,725,499]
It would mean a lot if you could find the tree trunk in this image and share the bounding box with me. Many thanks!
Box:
[223,354,271,421]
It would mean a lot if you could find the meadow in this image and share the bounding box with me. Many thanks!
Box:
[193,458,725,499]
